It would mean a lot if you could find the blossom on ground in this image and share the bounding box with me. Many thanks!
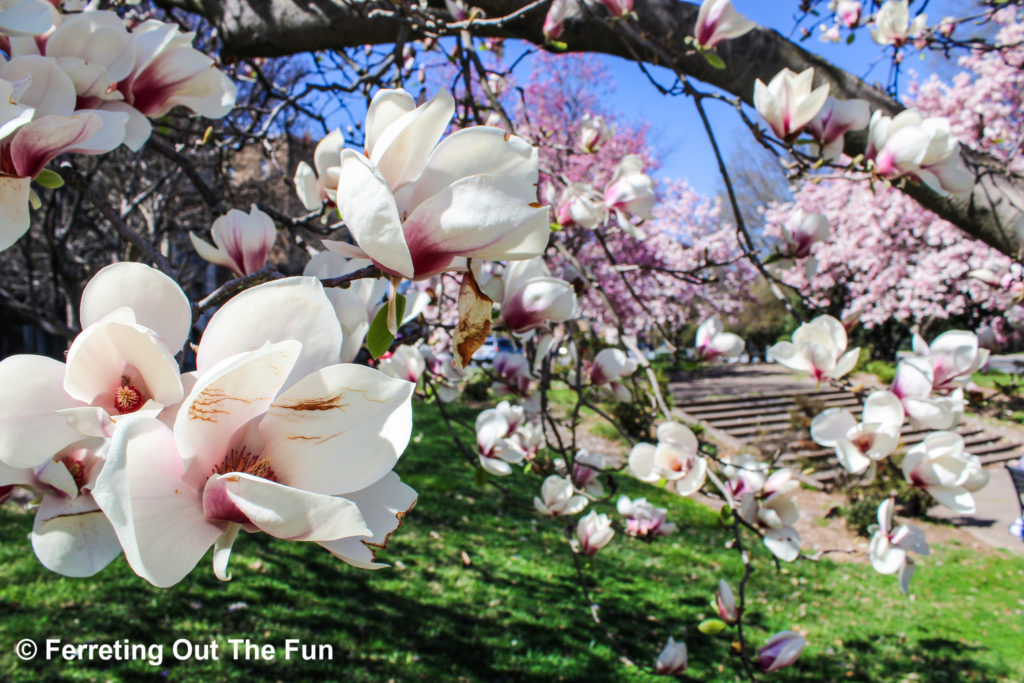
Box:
[754,68,829,142]
[869,498,930,593]
[190,205,277,277]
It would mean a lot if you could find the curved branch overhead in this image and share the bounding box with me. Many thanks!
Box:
[158,0,1024,257]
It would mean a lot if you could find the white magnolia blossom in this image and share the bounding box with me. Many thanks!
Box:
[890,357,964,429]
[871,0,927,46]
[603,154,656,238]
[758,631,806,672]
[807,96,870,161]
[92,276,417,586]
[832,0,862,28]
[754,68,829,141]
[616,495,676,538]
[810,390,904,474]
[491,353,539,410]
[476,401,530,476]
[0,0,53,37]
[869,498,930,594]
[333,88,548,280]
[628,421,707,496]
[542,0,579,40]
[571,449,607,498]
[769,314,860,382]
[533,474,588,517]
[722,453,768,499]
[655,636,688,675]
[902,432,989,513]
[294,129,344,210]
[739,470,802,561]
[577,113,613,153]
[378,344,427,384]
[423,348,464,403]
[189,205,277,277]
[909,330,989,394]
[693,0,756,50]
[556,182,604,229]
[499,257,578,334]
[865,109,972,197]
[590,347,638,401]
[695,316,745,361]
[778,211,829,260]
[576,510,614,556]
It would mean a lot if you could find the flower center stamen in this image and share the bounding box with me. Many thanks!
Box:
[114,378,143,414]
[212,446,278,482]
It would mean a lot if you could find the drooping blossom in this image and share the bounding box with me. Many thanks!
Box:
[806,96,871,161]
[603,154,656,238]
[189,205,277,277]
[543,0,578,41]
[758,631,806,672]
[333,88,548,281]
[534,474,588,517]
[294,129,344,211]
[655,636,688,675]
[716,579,739,623]
[576,510,614,555]
[499,257,578,334]
[616,495,676,538]
[377,344,426,384]
[693,0,756,50]
[589,347,638,401]
[869,498,930,593]
[769,314,860,382]
[577,113,613,153]
[810,390,904,474]
[902,431,989,513]
[422,348,464,403]
[754,68,829,142]
[871,0,927,47]
[491,353,538,410]
[695,316,745,361]
[92,277,417,586]
[865,109,972,196]
[738,470,802,561]
[628,421,707,496]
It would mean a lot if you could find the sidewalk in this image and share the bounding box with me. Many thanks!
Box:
[927,464,1024,556]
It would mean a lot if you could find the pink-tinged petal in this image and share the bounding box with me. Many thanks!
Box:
[764,526,801,561]
[318,471,417,568]
[126,44,236,118]
[294,161,321,211]
[212,522,240,581]
[834,439,872,474]
[402,175,549,279]
[759,631,806,672]
[0,0,54,37]
[335,149,415,279]
[196,277,342,387]
[80,262,192,354]
[0,354,85,468]
[9,113,103,178]
[809,408,856,446]
[30,494,121,577]
[92,415,224,587]
[63,108,128,155]
[99,99,151,151]
[0,55,76,116]
[502,277,576,333]
[405,127,539,210]
[260,363,414,495]
[189,231,238,271]
[64,313,183,411]
[177,342,300,487]
[46,12,135,82]
[203,472,370,541]
[370,89,455,189]
[0,176,31,251]
[364,89,416,158]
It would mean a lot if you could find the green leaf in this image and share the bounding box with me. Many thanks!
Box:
[548,40,568,52]
[846,32,856,44]
[704,52,726,70]
[698,619,727,635]
[34,169,64,189]
[366,293,406,359]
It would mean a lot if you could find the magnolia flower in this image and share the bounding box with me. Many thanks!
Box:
[576,510,614,555]
[869,498,930,593]
[754,68,829,142]
[938,16,956,38]
[556,182,604,229]
[476,401,528,476]
[902,432,989,513]
[333,88,548,281]
[807,97,870,161]
[294,129,345,211]
[590,347,638,401]
[832,0,862,28]
[810,390,904,474]
[377,344,427,384]
[871,0,926,47]
[769,314,860,382]
[693,0,756,50]
[423,348,464,403]
[491,353,537,408]
[534,475,588,517]
[0,0,53,37]
[865,109,972,196]
[571,449,607,498]
[655,636,688,675]
[604,155,655,237]
[577,114,613,153]
[739,470,801,561]
[910,330,989,394]
[722,453,768,500]
[499,257,578,334]
[543,0,578,40]
[716,579,739,623]
[190,205,276,277]
[759,631,806,672]
[695,316,745,361]
[629,422,707,496]
[616,495,676,538]
[890,357,964,429]
[819,24,841,43]
[778,211,829,260]
[92,278,417,586]
[0,262,190,471]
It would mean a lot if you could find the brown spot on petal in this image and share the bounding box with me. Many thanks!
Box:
[528,201,543,208]
[363,497,418,558]
[188,388,257,423]
[280,393,349,412]
[453,269,493,369]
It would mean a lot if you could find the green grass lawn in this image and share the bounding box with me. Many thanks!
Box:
[0,401,1022,682]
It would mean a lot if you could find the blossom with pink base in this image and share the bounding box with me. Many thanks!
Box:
[807,96,870,161]
[754,68,829,142]
[616,495,676,538]
[758,631,805,672]
[769,314,859,382]
[695,316,745,361]
[693,0,756,50]
[190,205,277,277]
[576,510,614,555]
[866,109,972,197]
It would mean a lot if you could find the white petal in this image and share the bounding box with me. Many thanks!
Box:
[0,355,83,468]
[30,494,121,577]
[764,526,801,562]
[370,89,455,189]
[0,176,31,251]
[628,442,659,482]
[809,408,856,447]
[364,89,416,158]
[318,471,417,568]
